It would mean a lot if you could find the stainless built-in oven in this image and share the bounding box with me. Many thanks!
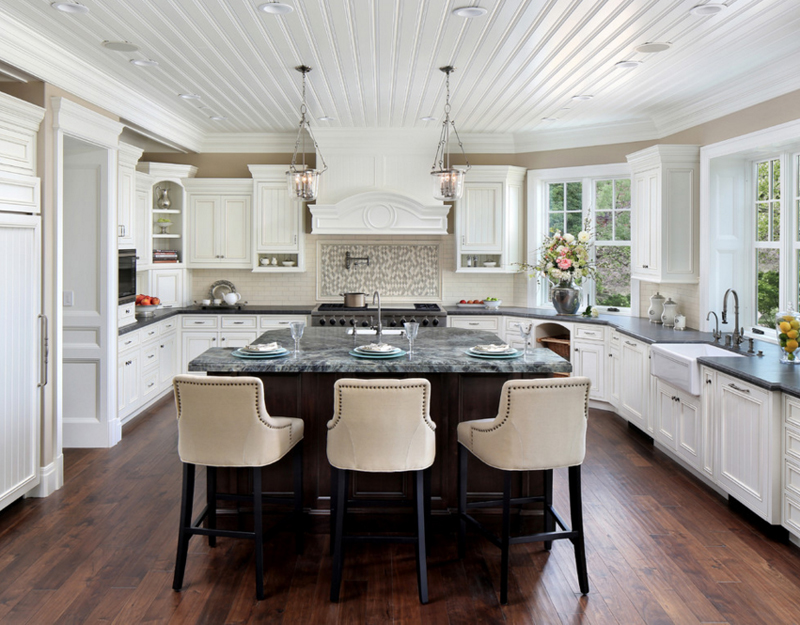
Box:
[118,249,136,305]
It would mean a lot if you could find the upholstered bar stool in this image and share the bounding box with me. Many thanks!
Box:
[457,377,591,605]
[327,378,436,604]
[172,375,304,600]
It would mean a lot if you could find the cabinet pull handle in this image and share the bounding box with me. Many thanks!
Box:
[468,322,480,326]
[194,321,204,324]
[148,382,155,388]
[728,383,750,394]
[574,348,579,352]
[221,337,226,341]
[125,340,132,345]
[148,354,154,359]
[278,321,290,324]
[160,345,164,348]
[212,337,216,341]
[461,235,465,245]
[706,378,712,384]
[293,234,297,245]
[625,341,637,346]
[642,264,649,268]
[38,314,48,388]
[233,321,244,324]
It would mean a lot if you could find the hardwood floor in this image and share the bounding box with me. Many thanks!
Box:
[2,399,800,624]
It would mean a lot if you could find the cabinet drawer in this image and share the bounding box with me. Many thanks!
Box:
[182,315,219,329]
[785,395,800,429]
[118,332,140,353]
[784,491,800,537]
[259,315,307,329]
[222,315,258,329]
[610,331,621,345]
[575,326,605,341]
[786,457,800,499]
[786,426,800,464]
[159,317,178,334]
[118,304,135,320]
[141,370,160,400]
[141,344,159,370]
[505,317,532,333]
[141,325,160,343]
[450,316,499,331]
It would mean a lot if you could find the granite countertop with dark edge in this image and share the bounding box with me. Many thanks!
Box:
[188,326,572,374]
[119,305,316,336]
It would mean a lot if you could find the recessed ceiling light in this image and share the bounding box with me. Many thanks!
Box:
[420,116,437,122]
[102,40,139,52]
[51,1,89,13]
[179,93,201,100]
[210,115,227,121]
[571,95,594,101]
[615,60,642,70]
[258,2,293,14]
[452,6,488,18]
[318,116,335,121]
[635,42,671,54]
[689,3,726,15]
[130,59,159,67]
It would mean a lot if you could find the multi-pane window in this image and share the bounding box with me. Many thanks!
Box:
[544,177,632,309]
[755,158,781,328]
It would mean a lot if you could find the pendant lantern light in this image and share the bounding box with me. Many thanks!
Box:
[287,65,327,202]
[430,66,471,201]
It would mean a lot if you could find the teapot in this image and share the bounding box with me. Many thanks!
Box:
[223,292,241,306]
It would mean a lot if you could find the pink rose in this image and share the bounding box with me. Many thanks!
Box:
[557,257,572,269]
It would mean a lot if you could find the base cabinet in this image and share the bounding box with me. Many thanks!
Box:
[573,337,605,401]
[782,395,800,538]
[655,379,702,471]
[619,336,649,432]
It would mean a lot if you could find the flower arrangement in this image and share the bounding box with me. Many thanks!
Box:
[517,218,596,286]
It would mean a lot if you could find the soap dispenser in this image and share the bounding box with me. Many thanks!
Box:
[661,298,678,328]
[648,292,665,324]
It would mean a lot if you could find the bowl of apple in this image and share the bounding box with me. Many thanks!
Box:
[135,294,161,316]
[483,297,501,309]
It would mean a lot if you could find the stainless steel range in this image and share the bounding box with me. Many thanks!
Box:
[311,303,447,328]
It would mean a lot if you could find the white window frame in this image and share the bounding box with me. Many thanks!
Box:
[526,163,636,314]
[751,156,784,330]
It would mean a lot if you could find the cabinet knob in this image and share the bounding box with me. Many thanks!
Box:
[642,264,649,269]
[574,348,579,352]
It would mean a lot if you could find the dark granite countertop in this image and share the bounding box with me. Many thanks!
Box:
[188,327,572,374]
[119,304,315,336]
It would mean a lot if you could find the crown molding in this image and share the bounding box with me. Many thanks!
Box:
[513,119,659,153]
[0,11,204,152]
[459,133,516,154]
[51,97,124,149]
[136,162,198,180]
[118,142,144,168]
[201,132,297,153]
[0,91,44,130]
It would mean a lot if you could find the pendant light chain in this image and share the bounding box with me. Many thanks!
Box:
[289,66,328,175]
[430,65,471,200]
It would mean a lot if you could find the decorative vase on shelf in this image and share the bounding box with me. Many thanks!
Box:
[776,308,800,364]
[157,221,171,234]
[155,186,172,210]
[648,292,665,324]
[661,298,678,327]
[551,280,581,315]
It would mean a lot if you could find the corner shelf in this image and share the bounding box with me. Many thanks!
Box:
[152,234,181,239]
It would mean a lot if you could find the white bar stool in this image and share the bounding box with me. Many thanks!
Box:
[171,375,304,600]
[457,377,591,604]
[327,378,436,604]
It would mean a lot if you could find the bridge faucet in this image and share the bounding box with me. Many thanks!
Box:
[722,289,744,348]
[706,311,721,343]
[372,290,383,343]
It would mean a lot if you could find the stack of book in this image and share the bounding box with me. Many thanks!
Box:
[153,249,179,263]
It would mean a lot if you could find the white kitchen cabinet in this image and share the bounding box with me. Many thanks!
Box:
[714,372,781,522]
[455,166,525,272]
[782,395,800,538]
[182,331,217,373]
[655,379,702,471]
[117,143,142,249]
[134,182,152,270]
[118,349,141,419]
[573,338,605,402]
[186,186,252,268]
[701,367,716,480]
[607,332,621,408]
[626,145,700,283]
[448,316,500,333]
[619,336,650,432]
[220,331,258,349]
[158,333,177,389]
[150,268,184,308]
[259,315,309,330]
[502,316,534,349]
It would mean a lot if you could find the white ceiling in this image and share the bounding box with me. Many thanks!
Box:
[0,0,798,152]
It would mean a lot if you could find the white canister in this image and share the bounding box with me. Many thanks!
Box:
[648,292,665,324]
[673,313,686,331]
[661,298,678,328]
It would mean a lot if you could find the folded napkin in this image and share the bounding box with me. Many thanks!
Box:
[473,343,511,353]
[358,343,398,352]
[243,342,281,352]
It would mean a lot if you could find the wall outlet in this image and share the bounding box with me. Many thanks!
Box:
[63,291,74,307]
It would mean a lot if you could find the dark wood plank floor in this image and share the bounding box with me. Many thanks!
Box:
[2,399,800,624]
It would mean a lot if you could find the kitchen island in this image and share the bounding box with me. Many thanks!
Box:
[189,327,571,519]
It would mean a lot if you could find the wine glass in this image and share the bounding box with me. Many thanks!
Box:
[290,320,305,355]
[518,323,533,361]
[403,321,419,357]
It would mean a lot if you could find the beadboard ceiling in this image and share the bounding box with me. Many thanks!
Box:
[0,0,798,152]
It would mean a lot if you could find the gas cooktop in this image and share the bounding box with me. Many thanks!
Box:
[314,303,443,313]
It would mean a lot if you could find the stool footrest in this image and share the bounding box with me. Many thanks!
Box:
[344,535,418,544]
[188,526,256,540]
[510,530,579,545]
[343,498,414,508]
[467,495,544,509]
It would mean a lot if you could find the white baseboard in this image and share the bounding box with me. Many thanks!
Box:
[25,454,64,498]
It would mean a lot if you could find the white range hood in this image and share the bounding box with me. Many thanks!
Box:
[308,129,450,236]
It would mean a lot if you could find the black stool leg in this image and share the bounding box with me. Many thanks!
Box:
[457,443,468,559]
[330,468,347,602]
[329,464,338,556]
[423,467,432,552]
[206,466,217,548]
[253,467,265,601]
[173,463,195,591]
[414,470,429,604]
[569,465,589,595]
[543,468,554,551]
[500,471,512,605]
[293,441,304,555]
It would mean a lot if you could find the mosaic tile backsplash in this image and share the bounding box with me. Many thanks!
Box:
[317,243,440,299]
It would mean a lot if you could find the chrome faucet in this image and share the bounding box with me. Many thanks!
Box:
[706,311,721,343]
[372,290,383,343]
[721,289,745,348]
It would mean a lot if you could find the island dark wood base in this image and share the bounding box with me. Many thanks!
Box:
[212,371,551,521]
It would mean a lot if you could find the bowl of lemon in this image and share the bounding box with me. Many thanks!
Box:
[776,311,800,363]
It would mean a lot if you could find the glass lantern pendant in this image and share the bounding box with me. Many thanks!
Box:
[431,66,471,201]
[286,65,327,202]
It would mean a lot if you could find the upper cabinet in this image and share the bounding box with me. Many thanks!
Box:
[117,143,143,249]
[184,179,252,269]
[455,166,525,272]
[627,145,700,283]
[249,165,305,272]
[0,92,44,177]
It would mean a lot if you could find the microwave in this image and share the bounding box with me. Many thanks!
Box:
[118,249,137,305]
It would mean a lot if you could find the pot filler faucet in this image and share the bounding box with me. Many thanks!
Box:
[372,290,383,343]
[721,288,745,348]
